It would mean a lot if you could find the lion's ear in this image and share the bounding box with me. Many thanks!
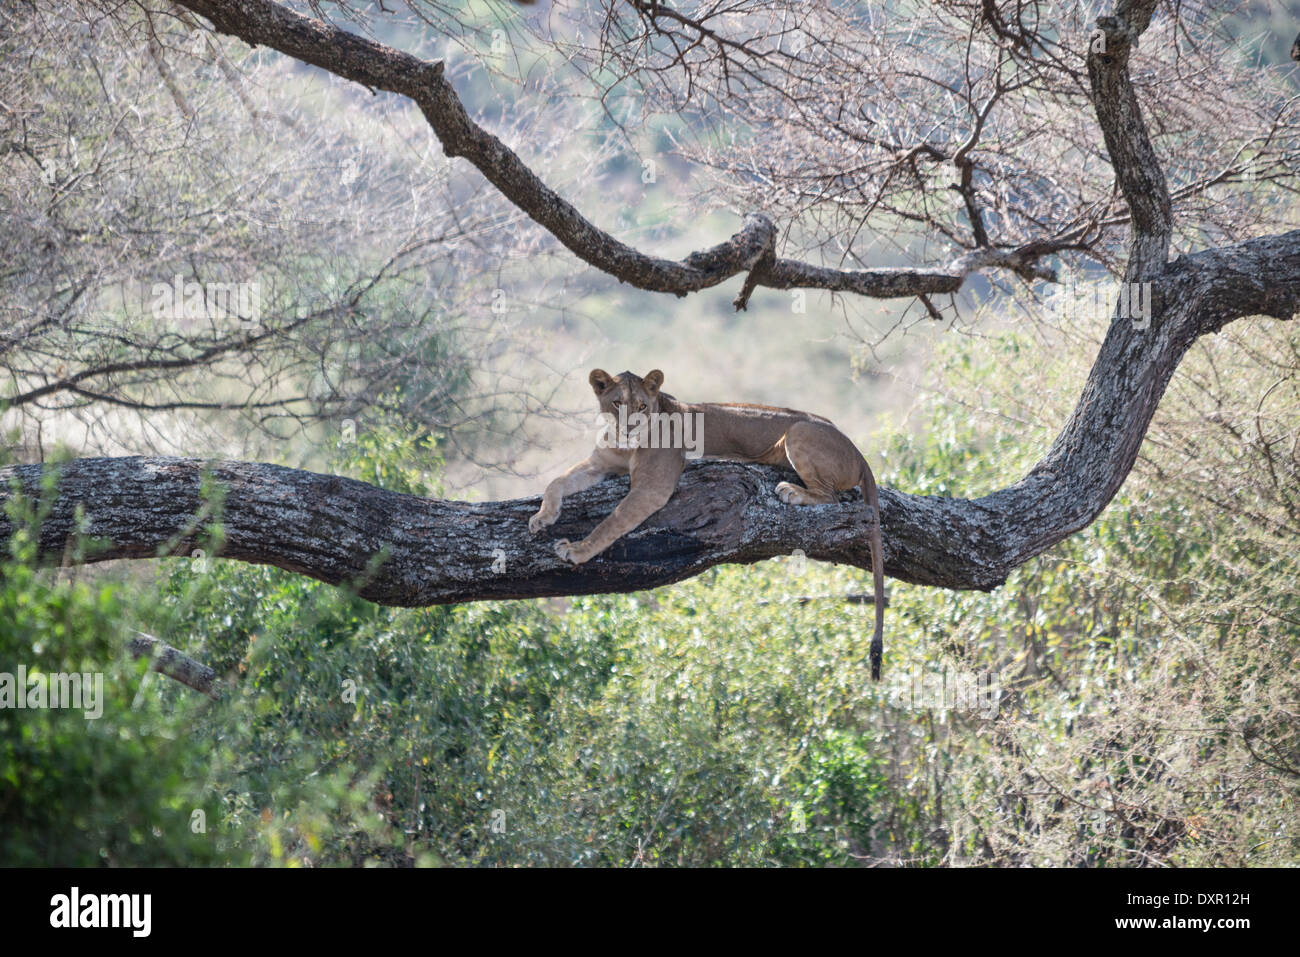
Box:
[643,369,664,395]
[589,369,615,395]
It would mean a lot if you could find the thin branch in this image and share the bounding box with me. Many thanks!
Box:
[128,630,222,699]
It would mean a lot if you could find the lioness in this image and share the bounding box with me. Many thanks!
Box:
[529,369,887,678]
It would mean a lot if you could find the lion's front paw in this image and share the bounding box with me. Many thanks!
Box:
[529,507,558,534]
[554,538,591,565]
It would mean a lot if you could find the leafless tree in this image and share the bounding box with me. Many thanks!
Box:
[4,1,1300,629]
[0,1,578,468]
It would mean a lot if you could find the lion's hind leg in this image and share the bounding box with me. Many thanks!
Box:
[775,421,852,505]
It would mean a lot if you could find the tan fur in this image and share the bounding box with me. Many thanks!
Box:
[530,369,887,678]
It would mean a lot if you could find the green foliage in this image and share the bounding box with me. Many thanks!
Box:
[329,408,445,498]
[4,320,1299,866]
[0,477,238,866]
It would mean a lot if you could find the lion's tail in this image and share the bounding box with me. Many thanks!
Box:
[858,458,885,680]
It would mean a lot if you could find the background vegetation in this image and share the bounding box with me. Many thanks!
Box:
[5,310,1297,866]
[2,1,1297,866]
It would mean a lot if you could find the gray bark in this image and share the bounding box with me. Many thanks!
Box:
[128,631,222,699]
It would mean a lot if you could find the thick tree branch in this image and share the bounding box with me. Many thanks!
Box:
[1087,1,1172,279]
[3,224,1295,604]
[1188,229,1300,333]
[170,0,1063,306]
[7,225,1296,601]
[2,456,917,599]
